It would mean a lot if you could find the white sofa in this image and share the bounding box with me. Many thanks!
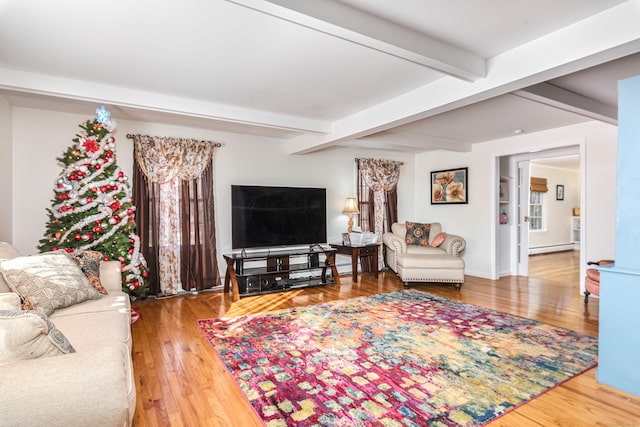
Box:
[383,222,466,289]
[0,242,135,427]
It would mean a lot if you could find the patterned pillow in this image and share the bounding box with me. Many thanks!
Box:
[0,309,75,363]
[0,252,102,316]
[67,250,108,295]
[405,221,431,246]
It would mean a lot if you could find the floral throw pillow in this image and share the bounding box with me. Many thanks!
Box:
[67,250,108,295]
[405,221,431,246]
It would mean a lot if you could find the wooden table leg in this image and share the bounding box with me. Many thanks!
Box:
[351,248,359,282]
[224,257,240,302]
[374,246,379,278]
[324,252,340,286]
[224,263,231,293]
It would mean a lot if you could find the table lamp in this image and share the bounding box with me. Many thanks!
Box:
[342,197,360,232]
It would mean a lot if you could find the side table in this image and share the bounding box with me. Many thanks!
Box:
[329,242,380,283]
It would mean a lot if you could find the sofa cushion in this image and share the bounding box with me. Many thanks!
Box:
[49,292,130,318]
[68,250,108,295]
[405,221,431,246]
[0,242,22,259]
[0,252,102,316]
[0,309,75,363]
[51,310,132,353]
[405,245,446,255]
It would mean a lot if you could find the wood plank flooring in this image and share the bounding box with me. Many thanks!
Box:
[130,251,640,426]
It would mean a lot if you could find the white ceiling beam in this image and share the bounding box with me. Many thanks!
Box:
[286,0,640,154]
[359,133,472,153]
[512,82,618,125]
[0,67,331,134]
[226,0,486,81]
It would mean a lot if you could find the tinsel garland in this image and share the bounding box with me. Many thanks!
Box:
[40,106,148,295]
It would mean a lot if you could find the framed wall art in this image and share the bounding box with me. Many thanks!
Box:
[556,184,564,201]
[431,167,468,205]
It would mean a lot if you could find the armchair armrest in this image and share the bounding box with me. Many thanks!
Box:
[442,234,466,256]
[383,232,406,255]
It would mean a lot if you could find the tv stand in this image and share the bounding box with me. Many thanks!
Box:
[223,247,340,301]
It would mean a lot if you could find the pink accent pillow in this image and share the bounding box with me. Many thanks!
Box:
[431,232,447,248]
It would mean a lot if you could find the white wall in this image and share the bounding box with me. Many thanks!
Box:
[414,121,617,286]
[529,163,580,251]
[7,107,619,293]
[9,107,415,269]
[0,96,11,242]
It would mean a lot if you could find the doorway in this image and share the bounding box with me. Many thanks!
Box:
[498,146,582,278]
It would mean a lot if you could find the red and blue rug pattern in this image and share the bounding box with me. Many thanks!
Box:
[198,290,598,426]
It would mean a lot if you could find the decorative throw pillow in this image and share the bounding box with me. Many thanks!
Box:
[431,232,447,248]
[0,251,102,316]
[405,221,431,246]
[0,309,75,363]
[67,250,108,295]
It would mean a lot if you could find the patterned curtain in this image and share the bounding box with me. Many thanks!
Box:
[132,135,221,295]
[357,158,402,269]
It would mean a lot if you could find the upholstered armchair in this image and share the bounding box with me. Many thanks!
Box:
[383,222,466,289]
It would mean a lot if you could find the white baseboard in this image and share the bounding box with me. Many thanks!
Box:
[528,244,575,255]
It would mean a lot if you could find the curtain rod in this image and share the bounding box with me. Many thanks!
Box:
[354,157,403,165]
[125,133,222,147]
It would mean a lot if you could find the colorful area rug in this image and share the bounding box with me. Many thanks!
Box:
[198,290,598,426]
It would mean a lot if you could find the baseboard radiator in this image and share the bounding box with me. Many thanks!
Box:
[529,243,576,255]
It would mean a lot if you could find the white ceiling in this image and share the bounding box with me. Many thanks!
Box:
[1,0,640,153]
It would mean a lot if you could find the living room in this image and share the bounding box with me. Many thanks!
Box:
[0,107,618,289]
[2,1,640,426]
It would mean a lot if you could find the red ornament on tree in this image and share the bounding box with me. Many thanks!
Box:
[82,138,99,153]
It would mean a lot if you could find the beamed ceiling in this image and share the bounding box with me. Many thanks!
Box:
[1,0,640,154]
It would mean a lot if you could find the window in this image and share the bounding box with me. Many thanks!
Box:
[529,191,544,230]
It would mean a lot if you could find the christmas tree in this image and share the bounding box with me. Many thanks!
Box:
[39,106,149,299]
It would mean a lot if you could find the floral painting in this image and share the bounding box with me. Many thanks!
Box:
[431,167,468,204]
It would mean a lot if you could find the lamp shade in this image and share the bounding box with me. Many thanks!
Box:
[342,198,360,214]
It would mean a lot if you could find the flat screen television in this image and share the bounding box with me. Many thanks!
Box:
[231,185,327,249]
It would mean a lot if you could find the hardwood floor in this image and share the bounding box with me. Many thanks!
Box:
[130,251,640,426]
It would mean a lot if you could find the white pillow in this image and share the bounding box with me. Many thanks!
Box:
[0,252,102,316]
[0,309,75,362]
[0,292,21,311]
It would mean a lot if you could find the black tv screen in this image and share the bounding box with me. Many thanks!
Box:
[231,185,327,249]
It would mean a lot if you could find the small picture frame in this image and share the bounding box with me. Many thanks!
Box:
[556,185,564,201]
[499,180,509,202]
[341,233,351,245]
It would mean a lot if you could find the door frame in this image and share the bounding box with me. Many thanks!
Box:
[499,144,584,277]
